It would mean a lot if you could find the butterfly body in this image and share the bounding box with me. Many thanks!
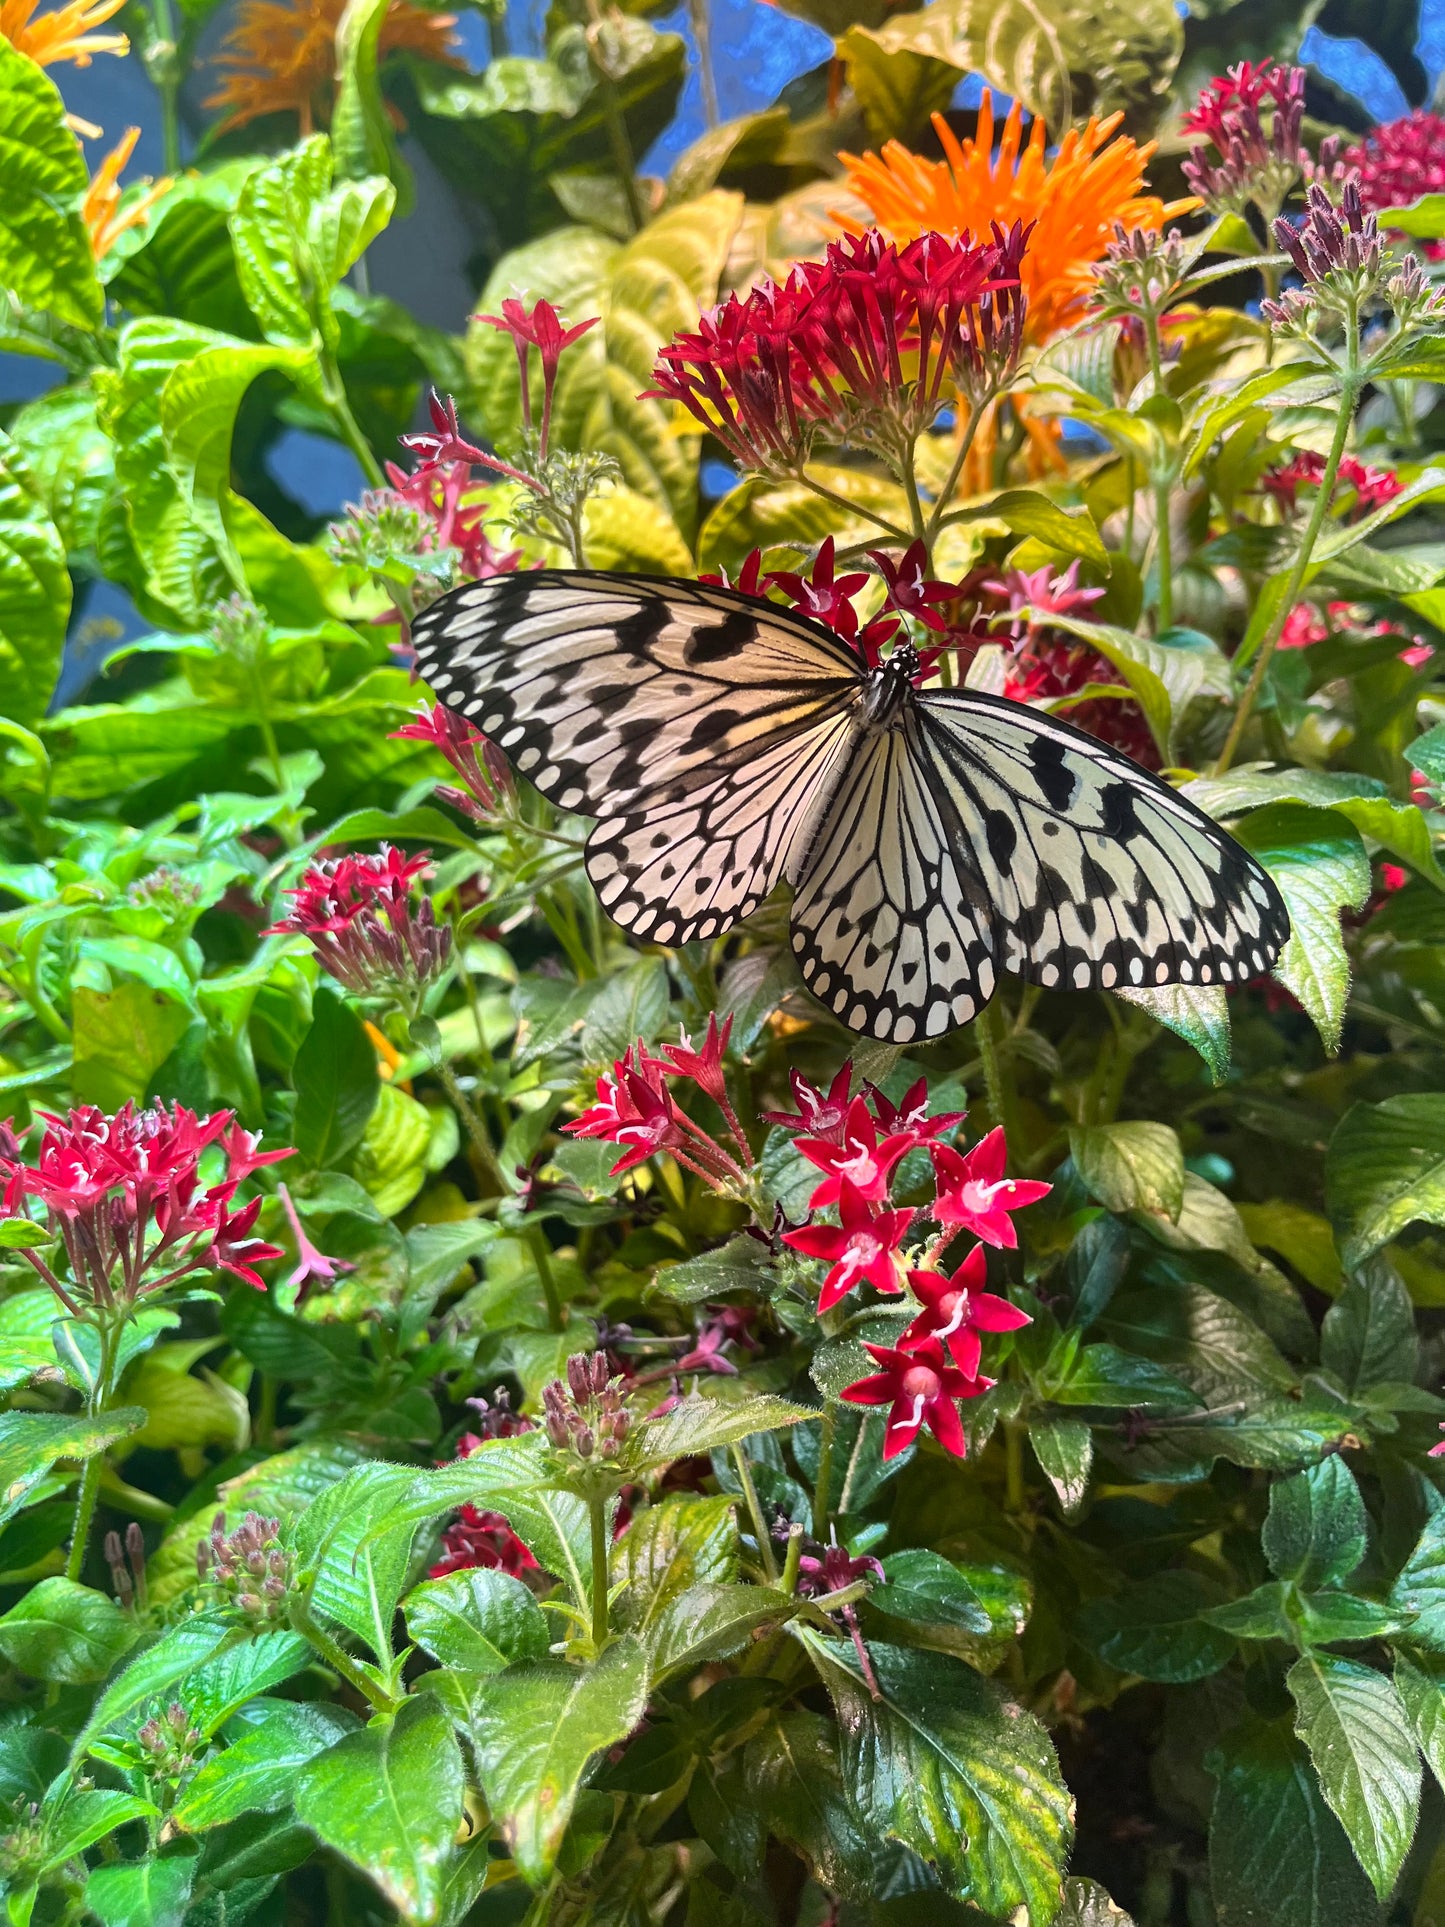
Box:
[411,570,1289,1041]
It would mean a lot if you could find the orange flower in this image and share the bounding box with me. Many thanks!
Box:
[841,93,1198,343]
[0,0,126,66]
[205,0,457,135]
[82,127,172,261]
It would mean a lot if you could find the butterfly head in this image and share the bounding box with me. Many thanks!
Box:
[863,639,920,726]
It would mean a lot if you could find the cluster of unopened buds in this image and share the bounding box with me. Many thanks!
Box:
[195,1510,291,1621]
[1181,60,1328,220]
[105,1523,149,1613]
[649,225,1029,478]
[0,1102,288,1314]
[1262,180,1440,336]
[267,845,451,1011]
[542,1352,633,1463]
[1092,224,1189,320]
[137,1702,203,1782]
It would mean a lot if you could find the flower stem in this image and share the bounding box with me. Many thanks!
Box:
[319,352,384,489]
[797,469,913,543]
[290,1599,400,1715]
[588,1491,610,1651]
[1004,1414,1026,1513]
[526,1225,565,1332]
[973,996,1017,1155]
[1142,307,1174,634]
[810,1402,836,1537]
[922,400,988,551]
[731,1442,778,1582]
[66,1314,120,1582]
[1213,305,1361,776]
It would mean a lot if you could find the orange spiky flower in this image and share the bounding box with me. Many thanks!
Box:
[841,93,1198,344]
[82,127,172,261]
[206,0,457,135]
[0,0,127,66]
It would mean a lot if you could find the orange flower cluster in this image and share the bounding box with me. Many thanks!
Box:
[206,0,457,134]
[0,0,126,67]
[842,93,1197,344]
[82,127,171,261]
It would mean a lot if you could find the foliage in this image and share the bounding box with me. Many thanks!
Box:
[3,5,1445,1927]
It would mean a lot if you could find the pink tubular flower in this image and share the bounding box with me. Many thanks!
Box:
[761,1064,854,1144]
[1263,450,1402,519]
[898,1244,1031,1377]
[1342,111,1445,260]
[429,1433,539,1580]
[391,701,514,822]
[840,1337,992,1460]
[277,1184,355,1306]
[382,456,525,583]
[930,1129,1051,1248]
[647,225,1028,476]
[476,297,598,458]
[266,846,451,1006]
[782,1179,914,1312]
[566,1044,744,1188]
[795,1095,914,1209]
[1181,61,1315,215]
[653,1013,733,1110]
[0,1103,289,1314]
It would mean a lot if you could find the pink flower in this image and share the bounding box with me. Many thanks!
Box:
[760,1064,853,1144]
[266,846,451,1004]
[897,1244,1031,1377]
[1429,1422,1445,1458]
[863,1077,966,1147]
[1342,111,1445,261]
[652,1013,733,1110]
[277,1184,355,1305]
[1263,450,1402,519]
[867,539,967,633]
[782,1179,914,1312]
[428,1436,539,1579]
[795,1095,913,1209]
[1279,602,1330,650]
[840,1337,992,1460]
[391,701,514,821]
[382,458,525,583]
[475,298,598,458]
[766,537,874,639]
[0,1102,290,1313]
[567,1047,690,1177]
[1181,61,1311,214]
[929,1129,1051,1248]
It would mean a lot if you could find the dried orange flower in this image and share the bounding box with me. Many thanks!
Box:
[0,0,126,67]
[206,0,457,135]
[841,93,1198,343]
[82,127,172,261]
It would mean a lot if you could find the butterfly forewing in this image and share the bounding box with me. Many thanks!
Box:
[586,704,861,945]
[410,571,865,815]
[916,690,1290,992]
[789,716,997,1042]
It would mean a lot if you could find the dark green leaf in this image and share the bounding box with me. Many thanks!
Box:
[1389,1512,1445,1650]
[646,1582,797,1680]
[1286,1652,1419,1897]
[631,1393,814,1471]
[0,1577,137,1683]
[1320,1261,1418,1394]
[292,1695,463,1919]
[1070,1121,1184,1219]
[290,986,381,1169]
[1030,1413,1093,1516]
[742,1709,873,1900]
[1234,806,1369,1054]
[1326,1095,1445,1269]
[870,1548,1031,1649]
[1263,1460,1368,1589]
[1394,1650,1445,1796]
[85,1847,198,1927]
[403,1567,550,1675]
[1078,1572,1235,1682]
[0,1407,146,1529]
[176,1702,357,1828]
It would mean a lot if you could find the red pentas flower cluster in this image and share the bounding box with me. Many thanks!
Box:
[567,1015,751,1189]
[1263,450,1402,519]
[649,225,1029,476]
[392,702,515,825]
[772,1071,1045,1460]
[1181,60,1321,215]
[382,449,525,584]
[0,1103,289,1314]
[429,1411,539,1580]
[1343,110,1445,260]
[267,846,451,1007]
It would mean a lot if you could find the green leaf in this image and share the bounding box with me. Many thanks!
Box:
[1048,1342,1193,1409]
[1057,1882,1136,1926]
[1233,805,1369,1053]
[1389,1512,1445,1651]
[841,0,1183,124]
[698,464,911,577]
[467,1636,650,1883]
[1294,1593,1413,1647]
[1029,1413,1093,1516]
[36,1789,158,1879]
[951,488,1109,568]
[1042,613,1230,756]
[743,1710,874,1899]
[870,1548,1031,1648]
[174,1702,356,1829]
[0,40,101,328]
[332,0,413,209]
[186,1629,315,1738]
[1286,1652,1420,1898]
[800,1631,1073,1918]
[292,1694,463,1922]
[1326,1095,1445,1269]
[1114,980,1231,1081]
[1378,193,1445,239]
[610,1493,735,1637]
[646,1583,797,1681]
[1320,1260,1418,1394]
[1263,1461,1368,1589]
[77,1618,236,1756]
[1070,1120,1184,1219]
[1077,1571,1234,1682]
[71,984,193,1109]
[350,1080,433,1217]
[631,1393,814,1471]
[404,1567,549,1675]
[0,431,69,728]
[85,1848,198,1927]
[295,1462,420,1661]
[1104,1281,1295,1407]
[1209,1719,1382,1927]
[0,1407,145,1530]
[1393,1650,1445,1796]
[838,27,959,146]
[291,985,381,1169]
[0,1288,65,1392]
[0,1577,137,1683]
[1100,1396,1353,1482]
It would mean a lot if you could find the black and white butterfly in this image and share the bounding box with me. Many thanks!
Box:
[410,570,1289,1044]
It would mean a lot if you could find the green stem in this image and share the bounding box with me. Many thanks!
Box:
[526,1224,565,1332]
[1213,306,1361,776]
[319,353,384,489]
[434,1053,508,1195]
[688,0,718,125]
[588,1492,610,1651]
[974,997,1018,1154]
[780,1523,803,1595]
[922,400,989,551]
[586,28,646,236]
[66,1315,120,1582]
[731,1443,778,1583]
[290,1599,399,1715]
[901,438,927,545]
[796,469,913,544]
[1004,1415,1026,1514]
[1142,306,1173,634]
[810,1403,836,1538]
[149,0,182,173]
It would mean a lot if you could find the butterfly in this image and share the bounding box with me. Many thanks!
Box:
[410,570,1290,1044]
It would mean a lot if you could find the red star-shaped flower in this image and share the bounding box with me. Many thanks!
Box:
[930,1129,1050,1248]
[761,1064,853,1144]
[867,540,968,633]
[840,1337,992,1460]
[795,1095,913,1208]
[782,1179,913,1312]
[864,1077,966,1148]
[898,1244,1031,1377]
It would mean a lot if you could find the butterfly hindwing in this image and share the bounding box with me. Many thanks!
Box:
[586,706,860,945]
[916,689,1290,992]
[789,714,997,1043]
[409,571,864,815]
